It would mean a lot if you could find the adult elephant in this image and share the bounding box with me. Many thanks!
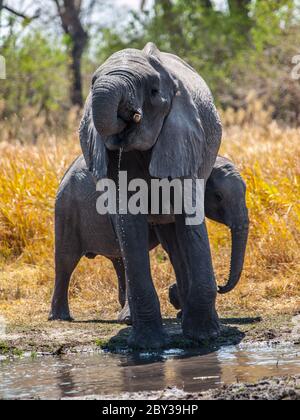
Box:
[79,43,222,348]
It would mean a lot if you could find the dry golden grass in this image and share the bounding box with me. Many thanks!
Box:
[0,103,299,325]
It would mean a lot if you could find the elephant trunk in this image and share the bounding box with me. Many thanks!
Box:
[218,225,249,294]
[92,76,127,137]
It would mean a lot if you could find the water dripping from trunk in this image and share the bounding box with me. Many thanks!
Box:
[116,148,128,277]
[117,147,124,216]
[118,147,123,174]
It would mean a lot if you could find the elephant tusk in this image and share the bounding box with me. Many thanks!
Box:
[133,113,142,124]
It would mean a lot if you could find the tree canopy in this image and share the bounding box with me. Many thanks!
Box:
[1,0,300,124]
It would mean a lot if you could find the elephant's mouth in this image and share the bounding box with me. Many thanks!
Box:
[105,136,128,151]
[104,118,146,152]
[105,127,136,152]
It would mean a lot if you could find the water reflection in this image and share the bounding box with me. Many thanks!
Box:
[0,343,299,399]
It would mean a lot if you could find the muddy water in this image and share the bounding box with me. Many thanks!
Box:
[0,343,300,399]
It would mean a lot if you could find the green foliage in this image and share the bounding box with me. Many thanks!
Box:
[96,0,298,113]
[0,342,9,355]
[251,0,295,51]
[1,0,300,124]
[0,30,68,117]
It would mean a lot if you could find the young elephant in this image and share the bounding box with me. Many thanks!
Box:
[169,156,249,313]
[49,156,249,325]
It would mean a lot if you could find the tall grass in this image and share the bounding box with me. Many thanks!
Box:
[0,103,299,324]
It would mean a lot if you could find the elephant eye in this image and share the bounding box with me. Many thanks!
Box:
[215,192,223,202]
[151,88,160,97]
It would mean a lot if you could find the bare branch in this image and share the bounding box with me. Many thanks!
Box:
[140,0,146,11]
[53,0,62,14]
[86,0,97,13]
[2,4,40,20]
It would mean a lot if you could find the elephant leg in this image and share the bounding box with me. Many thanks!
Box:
[168,284,183,319]
[154,224,188,314]
[174,216,220,342]
[113,257,127,308]
[49,214,81,322]
[169,284,181,310]
[112,258,132,325]
[49,251,81,322]
[113,214,165,349]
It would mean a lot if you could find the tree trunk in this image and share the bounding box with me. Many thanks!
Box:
[228,0,251,15]
[69,29,88,107]
[200,0,213,9]
[228,0,252,33]
[0,1,3,30]
[54,0,88,108]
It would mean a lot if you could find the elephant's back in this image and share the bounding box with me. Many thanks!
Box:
[56,155,94,200]
[55,155,123,258]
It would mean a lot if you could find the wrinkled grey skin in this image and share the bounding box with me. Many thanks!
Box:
[169,156,249,315]
[49,156,249,326]
[50,43,223,349]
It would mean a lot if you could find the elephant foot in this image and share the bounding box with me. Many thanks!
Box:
[169,284,181,310]
[182,306,220,344]
[118,303,132,325]
[48,307,74,322]
[128,325,167,350]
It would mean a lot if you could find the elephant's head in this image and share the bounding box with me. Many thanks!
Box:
[80,43,206,180]
[205,157,249,294]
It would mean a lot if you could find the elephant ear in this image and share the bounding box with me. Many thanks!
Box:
[150,81,205,179]
[79,94,108,180]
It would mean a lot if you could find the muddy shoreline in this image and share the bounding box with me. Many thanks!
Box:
[1,314,299,356]
[71,376,299,400]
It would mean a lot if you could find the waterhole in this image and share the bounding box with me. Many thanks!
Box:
[0,343,299,399]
